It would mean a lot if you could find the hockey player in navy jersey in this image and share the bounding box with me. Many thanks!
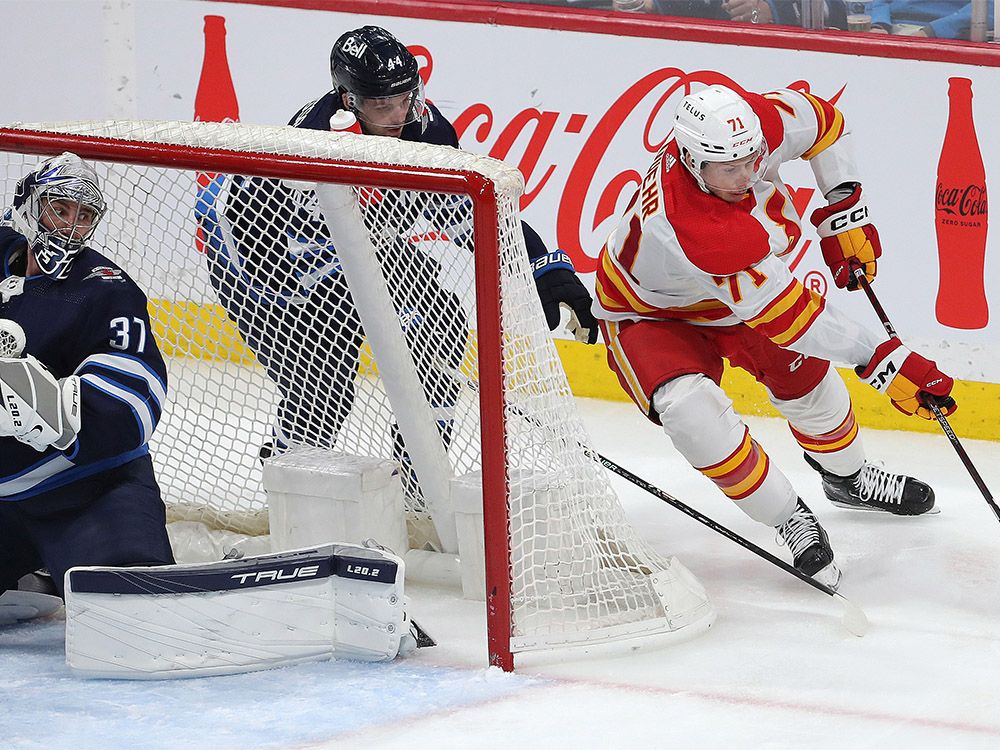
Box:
[208,26,597,486]
[0,152,174,601]
[292,25,597,342]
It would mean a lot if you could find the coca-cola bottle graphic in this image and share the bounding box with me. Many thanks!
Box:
[935,77,988,329]
[194,15,239,252]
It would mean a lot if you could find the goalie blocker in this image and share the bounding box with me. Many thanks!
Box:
[64,542,419,679]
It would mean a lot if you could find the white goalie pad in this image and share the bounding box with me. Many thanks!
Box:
[64,542,410,679]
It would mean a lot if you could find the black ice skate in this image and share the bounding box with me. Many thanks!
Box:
[775,498,842,590]
[17,570,58,598]
[804,454,936,516]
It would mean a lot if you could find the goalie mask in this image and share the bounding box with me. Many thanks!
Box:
[330,25,427,134]
[10,152,106,279]
[673,85,767,197]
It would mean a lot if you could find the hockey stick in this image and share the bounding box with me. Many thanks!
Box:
[454,372,868,636]
[410,619,437,648]
[586,447,868,636]
[853,268,999,521]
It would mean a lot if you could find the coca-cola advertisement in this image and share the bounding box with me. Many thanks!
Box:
[3,0,998,381]
[935,77,988,330]
[193,14,240,254]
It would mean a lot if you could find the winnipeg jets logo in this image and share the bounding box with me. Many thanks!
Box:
[84,266,124,282]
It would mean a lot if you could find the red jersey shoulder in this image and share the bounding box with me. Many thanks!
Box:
[743,91,786,153]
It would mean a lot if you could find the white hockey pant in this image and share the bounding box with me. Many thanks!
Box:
[769,367,866,477]
[652,374,795,527]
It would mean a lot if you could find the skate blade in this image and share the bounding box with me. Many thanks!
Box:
[830,500,940,516]
[812,561,842,591]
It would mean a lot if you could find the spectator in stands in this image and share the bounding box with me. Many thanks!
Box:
[648,0,848,28]
[868,1,994,38]
[646,0,728,19]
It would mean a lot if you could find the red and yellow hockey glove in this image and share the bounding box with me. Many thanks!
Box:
[856,338,957,420]
[810,184,882,291]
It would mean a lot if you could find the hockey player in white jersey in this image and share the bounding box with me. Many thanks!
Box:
[594,84,956,588]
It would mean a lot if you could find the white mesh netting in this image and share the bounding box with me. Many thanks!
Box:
[0,120,712,656]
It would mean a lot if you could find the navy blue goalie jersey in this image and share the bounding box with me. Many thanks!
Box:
[0,226,168,501]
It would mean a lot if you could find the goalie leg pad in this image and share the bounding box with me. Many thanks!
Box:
[64,542,409,679]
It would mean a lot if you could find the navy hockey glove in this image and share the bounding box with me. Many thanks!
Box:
[531,251,598,344]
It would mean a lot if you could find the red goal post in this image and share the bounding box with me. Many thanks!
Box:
[0,121,713,670]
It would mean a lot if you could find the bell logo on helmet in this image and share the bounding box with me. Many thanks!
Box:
[341,37,367,58]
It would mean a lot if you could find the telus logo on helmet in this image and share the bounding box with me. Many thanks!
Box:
[681,100,705,121]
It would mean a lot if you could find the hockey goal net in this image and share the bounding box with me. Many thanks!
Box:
[0,121,712,669]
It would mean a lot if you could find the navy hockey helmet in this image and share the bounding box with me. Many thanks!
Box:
[330,26,426,131]
[10,152,106,279]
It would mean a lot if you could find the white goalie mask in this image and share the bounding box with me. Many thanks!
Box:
[9,152,106,279]
[673,85,767,195]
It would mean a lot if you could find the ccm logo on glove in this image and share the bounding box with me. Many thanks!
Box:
[829,205,869,231]
[857,338,956,420]
[810,184,882,291]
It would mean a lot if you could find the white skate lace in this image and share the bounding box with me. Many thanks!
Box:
[855,463,907,505]
[776,505,820,557]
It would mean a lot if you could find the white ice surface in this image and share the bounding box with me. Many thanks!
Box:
[3,397,999,749]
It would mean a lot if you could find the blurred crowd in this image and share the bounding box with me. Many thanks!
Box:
[498,1,995,41]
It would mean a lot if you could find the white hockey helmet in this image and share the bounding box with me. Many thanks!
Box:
[9,152,106,279]
[673,85,766,193]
